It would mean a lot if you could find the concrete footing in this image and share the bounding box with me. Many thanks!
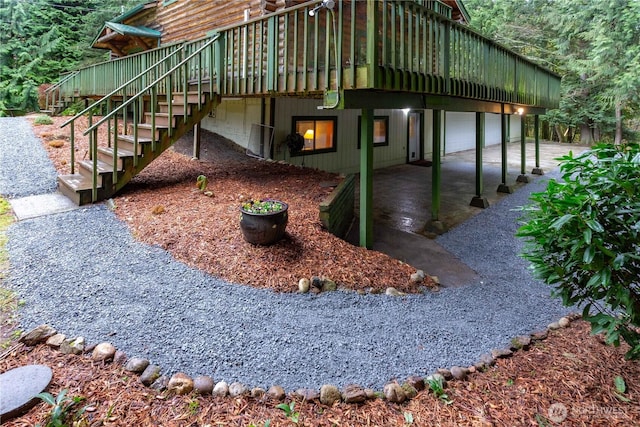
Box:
[497,184,514,194]
[531,167,544,175]
[470,196,489,208]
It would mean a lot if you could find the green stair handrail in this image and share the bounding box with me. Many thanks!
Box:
[82,33,221,202]
[60,44,186,175]
[44,71,79,112]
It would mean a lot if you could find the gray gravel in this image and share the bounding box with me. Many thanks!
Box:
[2,117,572,391]
[0,117,58,198]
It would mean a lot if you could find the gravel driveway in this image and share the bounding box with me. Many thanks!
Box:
[1,117,572,390]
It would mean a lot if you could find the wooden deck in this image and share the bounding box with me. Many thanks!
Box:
[53,0,560,112]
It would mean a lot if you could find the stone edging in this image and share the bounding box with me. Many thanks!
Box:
[16,312,581,405]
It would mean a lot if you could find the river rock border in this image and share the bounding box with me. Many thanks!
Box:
[297,269,437,295]
[16,312,581,406]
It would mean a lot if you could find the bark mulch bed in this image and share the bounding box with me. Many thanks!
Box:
[1,320,638,426]
[30,115,429,294]
[6,115,636,426]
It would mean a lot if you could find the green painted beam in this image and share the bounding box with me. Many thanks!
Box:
[339,90,549,114]
[359,108,374,249]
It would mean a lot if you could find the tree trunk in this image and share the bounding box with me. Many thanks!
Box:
[554,124,565,143]
[615,101,623,145]
[580,123,594,145]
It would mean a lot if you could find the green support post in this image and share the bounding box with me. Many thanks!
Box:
[427,109,445,233]
[497,109,513,193]
[359,108,374,249]
[193,122,201,159]
[532,114,543,175]
[470,112,488,208]
[517,113,529,183]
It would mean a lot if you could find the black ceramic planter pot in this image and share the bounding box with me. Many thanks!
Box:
[239,201,288,245]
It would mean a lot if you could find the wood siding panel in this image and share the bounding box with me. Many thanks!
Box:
[274,98,408,174]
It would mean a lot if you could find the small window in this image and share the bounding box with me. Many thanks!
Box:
[292,116,337,155]
[357,116,389,148]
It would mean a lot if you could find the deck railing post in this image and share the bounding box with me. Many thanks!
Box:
[443,19,450,94]
[267,16,277,92]
[366,0,380,88]
[214,34,225,95]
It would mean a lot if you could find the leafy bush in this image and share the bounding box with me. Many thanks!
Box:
[34,115,54,125]
[61,101,85,116]
[517,143,640,359]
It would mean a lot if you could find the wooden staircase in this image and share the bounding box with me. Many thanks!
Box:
[58,91,220,205]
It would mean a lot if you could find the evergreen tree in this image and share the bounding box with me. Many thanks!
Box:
[465,0,640,144]
[0,0,138,115]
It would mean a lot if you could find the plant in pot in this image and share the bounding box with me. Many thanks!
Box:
[239,199,288,245]
[284,132,304,155]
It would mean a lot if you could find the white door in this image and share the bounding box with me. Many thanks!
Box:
[407,112,421,162]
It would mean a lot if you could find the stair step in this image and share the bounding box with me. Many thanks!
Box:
[172,91,207,105]
[59,173,94,191]
[158,102,192,115]
[78,159,114,186]
[57,174,97,206]
[137,123,167,140]
[143,112,178,127]
[117,134,152,154]
[97,146,135,169]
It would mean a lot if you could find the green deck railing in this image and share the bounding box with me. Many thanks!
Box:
[53,0,560,110]
[44,71,79,112]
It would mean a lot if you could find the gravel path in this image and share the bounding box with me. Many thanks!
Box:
[2,117,572,390]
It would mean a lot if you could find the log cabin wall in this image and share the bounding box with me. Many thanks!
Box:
[121,5,158,29]
[153,0,289,44]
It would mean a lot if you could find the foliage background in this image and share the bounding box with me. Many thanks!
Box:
[465,0,640,144]
[0,0,139,115]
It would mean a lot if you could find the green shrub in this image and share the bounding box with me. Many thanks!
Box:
[517,143,640,359]
[61,101,84,116]
[34,115,53,125]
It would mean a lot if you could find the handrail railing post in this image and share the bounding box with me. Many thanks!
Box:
[91,129,98,202]
[70,121,75,174]
[151,86,157,152]
[133,99,139,168]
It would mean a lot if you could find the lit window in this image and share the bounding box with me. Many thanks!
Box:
[292,116,337,154]
[357,116,389,148]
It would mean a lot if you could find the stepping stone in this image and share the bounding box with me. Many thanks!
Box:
[0,365,53,421]
[9,192,79,221]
